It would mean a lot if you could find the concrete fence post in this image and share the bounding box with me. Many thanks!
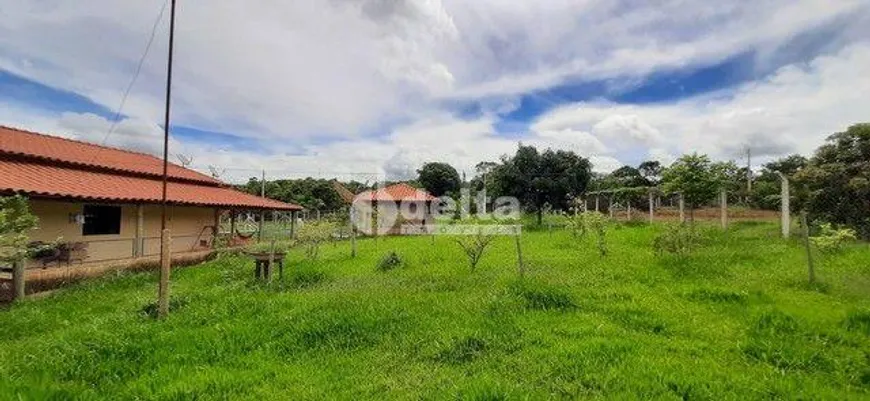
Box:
[778,172,790,238]
[678,193,685,223]
[158,229,172,318]
[648,191,654,223]
[720,188,728,230]
[594,195,599,212]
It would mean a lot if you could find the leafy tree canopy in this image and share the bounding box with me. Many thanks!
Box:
[416,162,461,197]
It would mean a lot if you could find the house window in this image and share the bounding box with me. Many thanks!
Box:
[82,205,122,236]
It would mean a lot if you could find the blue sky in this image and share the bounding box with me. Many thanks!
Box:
[1,1,869,182]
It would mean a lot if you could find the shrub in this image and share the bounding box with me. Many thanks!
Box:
[377,251,404,271]
[0,195,39,264]
[454,230,495,271]
[653,223,702,256]
[810,222,857,253]
[296,220,338,259]
[570,211,609,257]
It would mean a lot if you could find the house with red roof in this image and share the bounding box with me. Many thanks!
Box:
[353,183,438,235]
[0,125,301,271]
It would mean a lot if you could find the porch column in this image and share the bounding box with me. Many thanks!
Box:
[134,204,144,257]
[229,209,236,244]
[212,208,220,247]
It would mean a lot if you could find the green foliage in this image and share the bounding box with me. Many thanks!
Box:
[295,220,338,259]
[238,177,368,212]
[0,195,39,264]
[570,211,609,256]
[652,223,702,256]
[489,145,592,224]
[454,230,495,271]
[810,222,857,253]
[416,162,461,197]
[661,153,719,215]
[796,123,870,239]
[1,222,869,399]
[244,240,291,255]
[376,251,404,271]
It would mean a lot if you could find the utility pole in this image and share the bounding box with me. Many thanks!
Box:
[746,146,752,194]
[258,169,265,242]
[157,0,177,319]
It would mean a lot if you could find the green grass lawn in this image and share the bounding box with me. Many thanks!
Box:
[2,221,870,400]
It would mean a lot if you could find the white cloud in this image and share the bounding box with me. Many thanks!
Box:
[1,0,869,181]
[531,43,870,167]
[1,0,866,141]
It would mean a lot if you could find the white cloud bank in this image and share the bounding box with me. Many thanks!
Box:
[0,1,869,180]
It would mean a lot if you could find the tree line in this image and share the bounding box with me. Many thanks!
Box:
[238,123,869,238]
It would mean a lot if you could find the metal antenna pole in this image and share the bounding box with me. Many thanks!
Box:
[158,0,177,318]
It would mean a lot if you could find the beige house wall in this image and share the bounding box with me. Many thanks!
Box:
[28,199,218,262]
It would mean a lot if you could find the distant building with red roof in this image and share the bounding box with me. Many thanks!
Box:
[353,183,437,235]
[0,125,301,268]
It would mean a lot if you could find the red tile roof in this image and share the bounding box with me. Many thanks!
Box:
[0,126,301,210]
[355,183,437,202]
[0,125,219,184]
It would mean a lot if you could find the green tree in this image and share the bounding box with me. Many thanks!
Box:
[489,145,592,225]
[750,154,808,210]
[661,153,718,221]
[638,160,663,185]
[795,123,870,238]
[1,195,39,264]
[416,162,461,197]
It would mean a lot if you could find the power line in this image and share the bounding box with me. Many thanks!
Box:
[89,0,169,163]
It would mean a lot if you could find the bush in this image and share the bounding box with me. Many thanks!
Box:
[377,251,404,271]
[653,223,702,256]
[296,220,338,259]
[570,211,609,257]
[810,222,857,253]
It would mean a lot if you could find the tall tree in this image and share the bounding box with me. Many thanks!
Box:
[638,160,663,185]
[489,145,591,224]
[416,162,462,197]
[796,123,870,238]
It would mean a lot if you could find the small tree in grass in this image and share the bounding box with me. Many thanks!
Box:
[1,195,38,264]
[295,220,337,260]
[661,154,718,222]
[455,229,494,271]
[569,211,609,257]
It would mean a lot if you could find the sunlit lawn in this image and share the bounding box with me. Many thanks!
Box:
[1,221,869,399]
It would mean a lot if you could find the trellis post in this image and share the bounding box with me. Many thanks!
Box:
[678,193,685,223]
[609,195,614,219]
[777,172,790,238]
[648,190,654,223]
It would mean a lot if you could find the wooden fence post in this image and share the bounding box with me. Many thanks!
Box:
[12,258,25,301]
[515,225,524,278]
[778,172,790,238]
[720,188,728,230]
[158,228,172,318]
[801,212,815,283]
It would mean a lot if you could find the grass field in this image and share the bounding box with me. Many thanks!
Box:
[2,221,870,400]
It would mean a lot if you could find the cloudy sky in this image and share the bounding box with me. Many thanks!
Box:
[1,0,869,183]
